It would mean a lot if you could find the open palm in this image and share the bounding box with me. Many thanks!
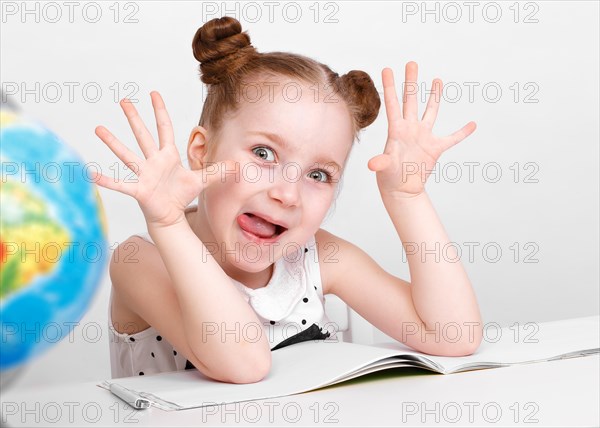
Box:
[368,62,477,198]
[93,92,227,228]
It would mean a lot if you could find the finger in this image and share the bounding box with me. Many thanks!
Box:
[150,91,174,150]
[368,153,393,172]
[95,125,144,170]
[422,79,442,129]
[90,170,137,197]
[438,121,477,151]
[120,98,159,158]
[403,61,419,121]
[382,68,403,129]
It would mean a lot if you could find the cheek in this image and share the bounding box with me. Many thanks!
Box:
[238,162,266,184]
[240,163,284,189]
[301,186,335,220]
[202,184,236,224]
[203,168,257,215]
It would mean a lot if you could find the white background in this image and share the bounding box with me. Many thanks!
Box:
[1,0,598,389]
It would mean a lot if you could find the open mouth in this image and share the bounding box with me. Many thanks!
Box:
[237,213,288,240]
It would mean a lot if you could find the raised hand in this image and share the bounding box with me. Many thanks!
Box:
[93,92,229,228]
[368,62,477,198]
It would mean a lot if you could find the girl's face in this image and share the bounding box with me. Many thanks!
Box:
[189,80,355,283]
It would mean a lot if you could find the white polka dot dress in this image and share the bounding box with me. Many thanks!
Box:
[108,232,338,379]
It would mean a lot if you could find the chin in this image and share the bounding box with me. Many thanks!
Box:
[232,255,275,274]
[231,237,301,273]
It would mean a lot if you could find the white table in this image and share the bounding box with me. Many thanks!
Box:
[2,354,598,427]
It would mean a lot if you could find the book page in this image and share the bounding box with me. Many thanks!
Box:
[99,340,425,410]
[99,316,599,410]
[370,315,599,374]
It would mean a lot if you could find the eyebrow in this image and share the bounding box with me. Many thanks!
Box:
[246,131,342,174]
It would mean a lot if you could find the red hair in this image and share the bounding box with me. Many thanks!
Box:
[192,17,381,150]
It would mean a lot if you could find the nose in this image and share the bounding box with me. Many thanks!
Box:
[268,172,301,208]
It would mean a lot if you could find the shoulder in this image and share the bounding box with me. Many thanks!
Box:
[109,234,161,281]
[314,228,378,296]
[108,235,168,334]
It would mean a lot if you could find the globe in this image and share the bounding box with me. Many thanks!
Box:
[0,103,108,384]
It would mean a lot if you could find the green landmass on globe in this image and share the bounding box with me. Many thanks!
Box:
[1,106,108,372]
[0,179,71,299]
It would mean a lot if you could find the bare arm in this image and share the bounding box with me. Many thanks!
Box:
[381,191,482,348]
[96,92,270,383]
[147,221,271,382]
[319,228,481,356]
[110,236,270,383]
[339,63,483,354]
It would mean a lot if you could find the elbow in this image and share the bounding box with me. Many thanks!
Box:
[230,353,272,384]
[210,351,272,384]
[439,330,483,357]
[443,341,480,357]
[422,321,484,357]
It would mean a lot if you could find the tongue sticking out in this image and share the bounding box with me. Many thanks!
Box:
[237,213,278,239]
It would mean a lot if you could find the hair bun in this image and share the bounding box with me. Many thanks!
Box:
[339,70,381,129]
[192,17,258,84]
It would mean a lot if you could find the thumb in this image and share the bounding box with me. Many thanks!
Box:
[368,154,393,172]
[195,160,239,189]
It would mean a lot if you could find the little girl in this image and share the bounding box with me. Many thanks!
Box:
[95,17,483,383]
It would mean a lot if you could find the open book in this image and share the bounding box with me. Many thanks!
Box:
[98,316,599,411]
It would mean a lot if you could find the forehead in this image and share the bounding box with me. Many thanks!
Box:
[224,80,355,157]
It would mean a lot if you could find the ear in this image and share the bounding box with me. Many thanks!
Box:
[187,126,209,169]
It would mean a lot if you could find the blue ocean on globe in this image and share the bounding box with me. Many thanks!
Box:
[0,107,108,371]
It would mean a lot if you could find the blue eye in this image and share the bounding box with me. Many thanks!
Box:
[252,146,276,162]
[308,170,331,183]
